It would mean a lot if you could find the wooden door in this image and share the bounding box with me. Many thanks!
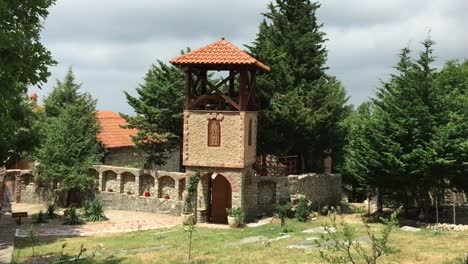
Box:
[3,175,16,203]
[210,175,231,223]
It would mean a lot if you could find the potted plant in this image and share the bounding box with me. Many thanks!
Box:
[226,207,244,228]
[181,174,199,225]
[144,191,151,197]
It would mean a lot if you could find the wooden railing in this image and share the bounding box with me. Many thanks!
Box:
[254,155,298,176]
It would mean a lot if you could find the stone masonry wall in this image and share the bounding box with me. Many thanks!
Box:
[184,111,257,168]
[97,192,183,216]
[288,173,342,209]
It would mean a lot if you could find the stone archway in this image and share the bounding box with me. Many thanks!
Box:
[139,174,155,196]
[120,172,136,194]
[210,174,232,224]
[102,170,117,192]
[3,174,16,203]
[158,175,176,199]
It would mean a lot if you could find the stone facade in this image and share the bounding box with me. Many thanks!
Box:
[287,173,342,209]
[103,147,181,172]
[97,192,182,216]
[183,110,257,168]
[0,169,34,204]
[9,165,340,222]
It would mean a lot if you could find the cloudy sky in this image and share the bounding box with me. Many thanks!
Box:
[30,0,468,114]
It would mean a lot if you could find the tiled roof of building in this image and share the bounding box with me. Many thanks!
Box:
[170,38,270,72]
[97,111,138,148]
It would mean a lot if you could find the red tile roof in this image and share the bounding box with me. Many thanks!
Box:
[96,111,138,148]
[170,38,270,72]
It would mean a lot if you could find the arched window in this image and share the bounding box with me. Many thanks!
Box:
[208,119,221,147]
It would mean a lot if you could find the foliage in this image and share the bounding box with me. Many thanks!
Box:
[276,202,291,232]
[32,210,48,224]
[184,222,196,264]
[319,209,399,264]
[46,203,57,219]
[226,207,245,226]
[295,197,310,222]
[343,37,468,216]
[122,57,186,167]
[35,68,100,204]
[83,199,107,222]
[58,242,88,263]
[248,0,349,172]
[0,0,56,165]
[63,207,84,225]
[183,173,199,214]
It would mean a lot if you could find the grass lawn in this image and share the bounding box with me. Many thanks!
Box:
[13,214,468,264]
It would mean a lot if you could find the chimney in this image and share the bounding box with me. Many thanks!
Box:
[29,93,38,103]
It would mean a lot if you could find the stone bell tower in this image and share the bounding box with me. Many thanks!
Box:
[170,38,269,223]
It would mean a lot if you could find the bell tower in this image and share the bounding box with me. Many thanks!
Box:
[170,38,269,223]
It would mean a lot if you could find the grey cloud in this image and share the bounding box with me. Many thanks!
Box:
[30,0,468,113]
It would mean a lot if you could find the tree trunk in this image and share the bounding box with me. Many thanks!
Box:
[404,190,409,217]
[376,187,383,213]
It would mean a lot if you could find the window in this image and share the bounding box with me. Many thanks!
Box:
[208,119,221,147]
[248,119,252,146]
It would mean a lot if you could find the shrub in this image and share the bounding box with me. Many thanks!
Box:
[183,173,199,214]
[276,203,291,232]
[295,197,309,222]
[226,207,245,226]
[83,199,107,222]
[46,204,57,219]
[32,210,48,224]
[63,207,84,225]
[318,209,399,264]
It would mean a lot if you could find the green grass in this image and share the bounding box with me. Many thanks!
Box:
[13,215,468,264]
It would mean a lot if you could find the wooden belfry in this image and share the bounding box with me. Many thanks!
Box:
[170,38,270,111]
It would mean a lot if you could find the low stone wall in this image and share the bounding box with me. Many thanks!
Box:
[97,192,183,216]
[20,186,57,204]
[288,173,341,209]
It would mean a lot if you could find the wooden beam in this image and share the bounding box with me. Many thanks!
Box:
[201,70,207,95]
[246,71,256,110]
[219,94,240,110]
[185,70,192,110]
[205,71,238,94]
[229,70,235,97]
[239,70,248,111]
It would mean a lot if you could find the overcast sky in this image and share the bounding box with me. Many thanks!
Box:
[30,0,468,114]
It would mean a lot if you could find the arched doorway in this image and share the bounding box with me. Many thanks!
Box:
[210,174,232,224]
[3,174,16,203]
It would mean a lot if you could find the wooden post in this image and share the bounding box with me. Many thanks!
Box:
[185,70,193,110]
[229,70,235,97]
[239,70,247,111]
[201,70,207,95]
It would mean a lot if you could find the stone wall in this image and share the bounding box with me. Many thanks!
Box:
[183,111,257,168]
[287,173,342,209]
[97,192,183,216]
[104,147,181,172]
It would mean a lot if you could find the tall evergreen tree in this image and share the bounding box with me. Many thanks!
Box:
[0,0,56,165]
[248,0,349,172]
[344,37,468,216]
[122,60,185,167]
[36,68,100,204]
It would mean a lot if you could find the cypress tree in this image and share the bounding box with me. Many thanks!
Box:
[121,60,185,167]
[36,68,100,205]
[249,0,349,172]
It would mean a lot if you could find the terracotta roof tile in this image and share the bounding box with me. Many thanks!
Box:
[96,111,138,148]
[170,38,270,72]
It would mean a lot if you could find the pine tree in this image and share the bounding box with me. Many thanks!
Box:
[121,60,185,167]
[36,68,100,204]
[248,0,349,172]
